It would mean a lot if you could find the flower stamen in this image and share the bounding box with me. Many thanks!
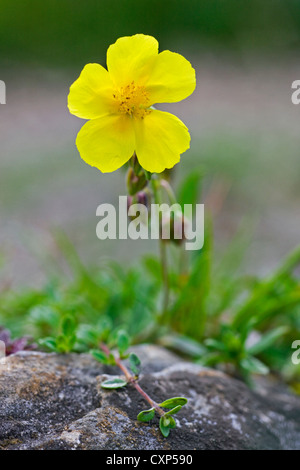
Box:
[113,81,151,119]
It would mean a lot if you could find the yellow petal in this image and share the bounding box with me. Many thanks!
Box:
[76,114,135,172]
[107,34,158,87]
[68,64,114,119]
[134,110,190,173]
[145,51,196,104]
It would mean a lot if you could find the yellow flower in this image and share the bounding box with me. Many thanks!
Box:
[68,34,196,173]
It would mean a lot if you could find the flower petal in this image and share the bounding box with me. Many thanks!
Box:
[134,110,190,173]
[76,114,135,172]
[146,51,196,104]
[107,34,158,87]
[68,64,114,119]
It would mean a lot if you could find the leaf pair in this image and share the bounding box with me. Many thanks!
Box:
[137,397,188,438]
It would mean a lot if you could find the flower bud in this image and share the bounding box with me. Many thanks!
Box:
[127,191,150,222]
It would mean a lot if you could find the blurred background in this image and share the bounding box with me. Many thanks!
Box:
[1,0,300,288]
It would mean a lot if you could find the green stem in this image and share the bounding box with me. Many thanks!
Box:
[179,243,189,277]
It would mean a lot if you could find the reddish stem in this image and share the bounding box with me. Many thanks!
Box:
[100,342,164,416]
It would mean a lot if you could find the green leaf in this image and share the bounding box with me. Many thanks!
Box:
[108,353,116,365]
[159,397,188,408]
[101,378,127,389]
[77,325,99,347]
[247,326,289,355]
[159,416,170,438]
[38,337,57,352]
[117,329,130,356]
[143,256,162,282]
[159,334,206,358]
[129,353,141,376]
[144,170,152,181]
[61,316,76,337]
[90,349,109,364]
[204,338,228,352]
[178,170,202,210]
[167,416,176,429]
[97,317,113,342]
[240,356,269,375]
[137,408,155,422]
[199,352,229,367]
[165,405,182,415]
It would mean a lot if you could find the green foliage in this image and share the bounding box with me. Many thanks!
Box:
[0,171,299,387]
[137,399,187,437]
[90,339,188,437]
[90,350,112,365]
[137,397,187,438]
[38,315,77,353]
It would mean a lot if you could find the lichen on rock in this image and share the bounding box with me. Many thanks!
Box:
[0,346,299,450]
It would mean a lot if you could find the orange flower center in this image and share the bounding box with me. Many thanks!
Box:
[113,81,151,119]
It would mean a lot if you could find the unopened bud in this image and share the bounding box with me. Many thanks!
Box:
[127,191,150,222]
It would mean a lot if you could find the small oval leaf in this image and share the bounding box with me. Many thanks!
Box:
[129,353,141,376]
[167,416,176,429]
[137,408,155,422]
[165,405,182,416]
[159,397,188,408]
[117,330,130,356]
[159,416,170,437]
[90,349,109,364]
[101,378,127,389]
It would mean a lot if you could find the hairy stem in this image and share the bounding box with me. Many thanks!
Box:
[100,342,164,416]
[160,179,177,206]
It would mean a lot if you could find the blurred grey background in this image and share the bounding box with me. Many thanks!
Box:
[0,0,300,287]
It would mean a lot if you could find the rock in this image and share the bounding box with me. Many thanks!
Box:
[0,345,299,450]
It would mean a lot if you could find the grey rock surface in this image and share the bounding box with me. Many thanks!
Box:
[0,345,299,450]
